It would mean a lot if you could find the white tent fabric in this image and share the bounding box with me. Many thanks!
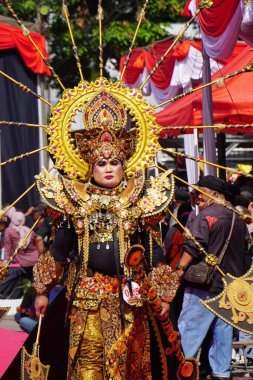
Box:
[185,0,253,58]
[126,45,223,107]
[201,3,242,59]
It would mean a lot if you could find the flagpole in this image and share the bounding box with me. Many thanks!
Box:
[202,47,216,176]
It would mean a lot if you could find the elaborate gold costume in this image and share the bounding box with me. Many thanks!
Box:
[0,1,252,379]
[32,86,183,379]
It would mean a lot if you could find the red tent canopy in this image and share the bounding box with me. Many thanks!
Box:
[155,45,253,137]
[0,22,51,76]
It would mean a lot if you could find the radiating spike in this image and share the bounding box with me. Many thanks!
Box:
[0,121,48,128]
[155,63,253,109]
[62,0,84,81]
[159,124,253,131]
[2,0,66,91]
[96,0,104,77]
[0,146,48,167]
[139,0,213,91]
[120,0,149,81]
[0,166,54,220]
[161,149,253,179]
[0,70,53,107]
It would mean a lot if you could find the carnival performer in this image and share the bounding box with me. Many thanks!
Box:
[32,90,183,380]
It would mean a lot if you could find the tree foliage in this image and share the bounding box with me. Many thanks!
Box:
[0,0,185,88]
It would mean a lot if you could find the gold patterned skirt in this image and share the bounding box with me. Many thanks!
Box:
[67,296,152,380]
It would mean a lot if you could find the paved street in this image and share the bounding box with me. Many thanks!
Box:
[0,314,22,331]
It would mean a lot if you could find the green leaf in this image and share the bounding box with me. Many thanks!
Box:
[0,0,185,88]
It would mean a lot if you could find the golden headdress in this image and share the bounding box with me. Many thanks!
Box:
[46,77,161,181]
[74,90,137,166]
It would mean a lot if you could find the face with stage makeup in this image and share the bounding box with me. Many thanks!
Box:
[92,157,124,189]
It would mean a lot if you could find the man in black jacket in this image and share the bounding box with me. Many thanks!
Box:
[175,175,249,380]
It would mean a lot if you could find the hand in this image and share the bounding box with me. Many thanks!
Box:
[35,294,49,318]
[28,309,36,318]
[175,269,185,279]
[16,306,28,315]
[157,302,170,320]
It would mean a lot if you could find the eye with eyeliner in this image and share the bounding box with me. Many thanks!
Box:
[96,160,107,167]
[96,159,120,167]
[110,159,120,166]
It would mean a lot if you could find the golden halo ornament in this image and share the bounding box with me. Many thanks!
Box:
[46,76,161,181]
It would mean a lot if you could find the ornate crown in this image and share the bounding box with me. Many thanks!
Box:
[83,90,127,131]
[74,90,137,166]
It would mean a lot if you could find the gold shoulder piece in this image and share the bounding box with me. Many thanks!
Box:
[201,263,253,334]
[120,170,145,207]
[35,168,64,212]
[62,177,90,203]
[36,168,92,218]
[137,170,175,217]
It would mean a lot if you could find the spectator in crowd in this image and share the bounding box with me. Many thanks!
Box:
[173,156,188,191]
[164,202,192,271]
[234,194,250,210]
[15,286,38,333]
[15,284,63,333]
[4,206,17,221]
[247,201,253,237]
[175,175,249,380]
[25,202,47,229]
[185,189,199,229]
[168,189,190,229]
[0,213,10,258]
[164,202,192,327]
[0,211,39,299]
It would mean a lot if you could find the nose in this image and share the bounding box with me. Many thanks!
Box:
[105,163,112,172]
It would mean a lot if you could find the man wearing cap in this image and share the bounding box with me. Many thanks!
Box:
[175,175,249,380]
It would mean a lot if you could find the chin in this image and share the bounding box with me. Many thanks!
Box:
[104,180,121,188]
[199,203,207,210]
[103,183,117,189]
